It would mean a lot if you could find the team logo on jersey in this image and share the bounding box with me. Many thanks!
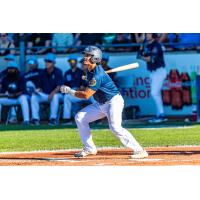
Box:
[89,78,96,86]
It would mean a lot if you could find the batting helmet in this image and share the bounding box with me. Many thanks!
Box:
[82,46,102,64]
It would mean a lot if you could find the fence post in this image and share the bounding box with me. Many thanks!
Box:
[19,34,26,72]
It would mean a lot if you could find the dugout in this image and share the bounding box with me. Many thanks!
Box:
[1,50,200,122]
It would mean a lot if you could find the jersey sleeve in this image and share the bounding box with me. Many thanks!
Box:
[87,75,101,91]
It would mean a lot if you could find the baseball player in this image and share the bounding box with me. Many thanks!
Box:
[30,53,63,125]
[60,46,148,159]
[0,61,30,124]
[101,53,118,85]
[1,54,18,123]
[62,55,95,124]
[137,33,167,123]
[25,55,42,96]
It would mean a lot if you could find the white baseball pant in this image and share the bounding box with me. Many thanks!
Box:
[63,94,95,119]
[0,95,30,122]
[150,67,167,116]
[31,92,63,120]
[75,94,144,153]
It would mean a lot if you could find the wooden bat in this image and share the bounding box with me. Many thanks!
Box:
[106,62,139,74]
[81,62,139,80]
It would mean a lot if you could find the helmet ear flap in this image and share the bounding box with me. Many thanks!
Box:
[89,54,99,64]
[89,56,95,64]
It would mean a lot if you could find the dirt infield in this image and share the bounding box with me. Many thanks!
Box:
[0,146,200,166]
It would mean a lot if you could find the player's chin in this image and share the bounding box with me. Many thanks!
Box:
[83,60,88,65]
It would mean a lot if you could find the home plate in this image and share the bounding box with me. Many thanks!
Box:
[129,158,163,162]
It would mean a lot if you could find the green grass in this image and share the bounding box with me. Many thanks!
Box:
[0,124,200,152]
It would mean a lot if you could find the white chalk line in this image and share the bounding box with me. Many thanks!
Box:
[0,157,83,163]
[0,145,200,156]
[136,126,196,130]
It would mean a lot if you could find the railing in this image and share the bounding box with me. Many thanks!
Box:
[1,42,200,71]
[1,42,200,52]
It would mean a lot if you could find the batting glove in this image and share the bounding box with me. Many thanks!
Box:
[60,85,76,96]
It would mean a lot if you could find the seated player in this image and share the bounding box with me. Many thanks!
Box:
[0,61,30,125]
[30,53,63,125]
[62,55,95,124]
[1,54,17,123]
[101,53,118,86]
[24,56,42,96]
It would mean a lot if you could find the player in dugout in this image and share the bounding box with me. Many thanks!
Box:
[31,53,63,125]
[62,54,95,125]
[0,61,30,124]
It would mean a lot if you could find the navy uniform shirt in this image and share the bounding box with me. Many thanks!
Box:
[86,65,119,104]
[1,74,27,95]
[39,67,63,94]
[142,40,165,72]
[24,68,42,88]
[64,67,84,89]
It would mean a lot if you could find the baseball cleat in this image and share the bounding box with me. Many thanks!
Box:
[148,115,168,123]
[130,150,148,159]
[61,119,73,125]
[32,119,40,126]
[74,149,97,158]
[49,118,57,126]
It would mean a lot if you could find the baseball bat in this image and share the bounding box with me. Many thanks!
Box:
[106,62,139,74]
